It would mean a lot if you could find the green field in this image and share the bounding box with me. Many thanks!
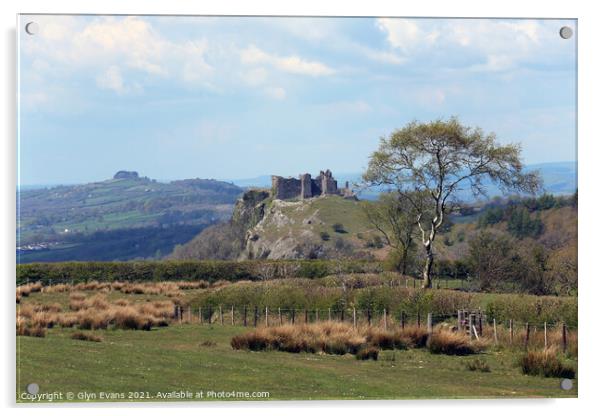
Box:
[17,324,577,403]
[16,277,578,403]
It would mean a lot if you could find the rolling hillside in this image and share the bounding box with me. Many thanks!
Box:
[17,171,243,262]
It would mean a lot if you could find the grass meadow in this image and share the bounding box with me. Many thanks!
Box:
[17,325,577,402]
[16,277,578,402]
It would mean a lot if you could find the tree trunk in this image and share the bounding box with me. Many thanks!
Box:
[422,243,434,288]
[401,248,408,275]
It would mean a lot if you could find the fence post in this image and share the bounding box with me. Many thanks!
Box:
[243,306,247,327]
[208,306,212,325]
[400,310,405,330]
[328,308,331,321]
[524,322,530,350]
[253,306,258,327]
[383,308,387,331]
[427,312,433,337]
[562,323,567,353]
[265,306,269,327]
[340,308,345,322]
[231,305,234,326]
[457,310,461,332]
[478,312,483,337]
[468,314,474,339]
[278,308,282,325]
[493,318,498,345]
[417,311,421,328]
[353,307,357,329]
[174,305,179,321]
[544,322,548,349]
[471,324,480,340]
[509,319,514,345]
[367,309,372,326]
[413,279,416,289]
[291,308,296,325]
[315,309,319,322]
[304,309,308,324]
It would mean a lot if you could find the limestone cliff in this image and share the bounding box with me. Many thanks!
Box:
[173,188,375,261]
[239,192,373,260]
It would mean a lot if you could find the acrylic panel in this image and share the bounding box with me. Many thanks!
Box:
[16,14,577,403]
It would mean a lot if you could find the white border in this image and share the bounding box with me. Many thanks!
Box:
[2,1,601,415]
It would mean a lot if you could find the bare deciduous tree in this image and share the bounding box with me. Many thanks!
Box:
[363,117,541,288]
[361,191,427,275]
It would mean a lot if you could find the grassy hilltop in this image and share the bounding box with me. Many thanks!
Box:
[17,173,243,262]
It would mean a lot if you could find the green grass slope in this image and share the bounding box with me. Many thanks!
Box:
[18,174,243,262]
[17,325,576,402]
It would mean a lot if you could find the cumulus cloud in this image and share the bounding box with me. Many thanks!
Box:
[95,65,143,94]
[240,45,335,76]
[22,16,213,92]
[375,18,571,72]
[96,66,125,93]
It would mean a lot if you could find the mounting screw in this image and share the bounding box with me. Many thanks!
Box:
[25,22,39,35]
[559,26,573,39]
[26,383,39,394]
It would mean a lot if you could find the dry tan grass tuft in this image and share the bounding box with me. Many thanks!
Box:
[44,283,71,293]
[400,325,430,348]
[16,317,46,337]
[231,322,367,355]
[520,348,575,378]
[427,330,486,355]
[16,282,43,299]
[364,327,410,350]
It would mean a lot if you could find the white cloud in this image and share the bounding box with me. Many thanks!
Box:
[96,66,125,93]
[376,19,424,53]
[22,16,213,90]
[265,86,286,100]
[241,45,335,76]
[375,18,569,72]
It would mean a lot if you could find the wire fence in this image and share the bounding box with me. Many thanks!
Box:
[17,280,577,352]
[171,305,575,352]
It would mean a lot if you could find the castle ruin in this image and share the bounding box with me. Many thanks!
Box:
[271,170,354,200]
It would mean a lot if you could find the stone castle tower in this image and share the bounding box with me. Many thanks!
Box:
[271,170,354,200]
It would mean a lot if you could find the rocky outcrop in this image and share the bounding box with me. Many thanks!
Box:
[113,170,139,180]
[231,189,271,231]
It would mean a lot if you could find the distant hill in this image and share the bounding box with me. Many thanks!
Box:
[231,162,577,201]
[17,172,243,262]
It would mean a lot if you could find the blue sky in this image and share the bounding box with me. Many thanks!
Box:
[18,15,576,185]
